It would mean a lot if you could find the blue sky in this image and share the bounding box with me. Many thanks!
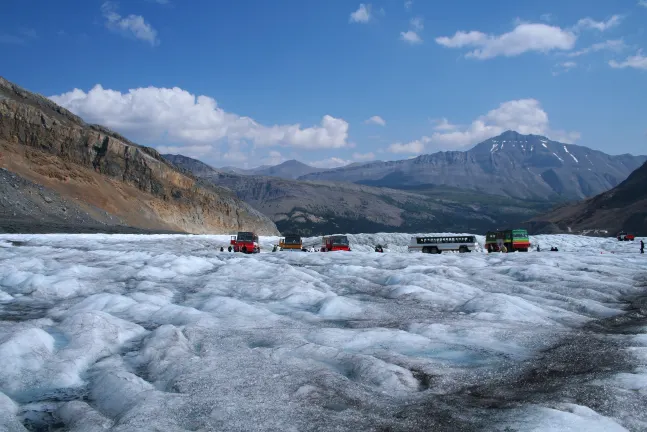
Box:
[1,0,646,168]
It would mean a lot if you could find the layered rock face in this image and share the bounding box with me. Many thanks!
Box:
[0,77,278,235]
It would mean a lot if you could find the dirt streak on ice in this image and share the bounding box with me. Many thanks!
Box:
[0,233,645,431]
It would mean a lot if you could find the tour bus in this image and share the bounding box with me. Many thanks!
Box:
[320,235,351,252]
[230,231,260,254]
[407,235,478,254]
[485,229,530,252]
[275,234,304,251]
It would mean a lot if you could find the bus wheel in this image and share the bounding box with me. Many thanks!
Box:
[242,246,248,254]
[459,246,467,253]
[431,247,440,254]
[422,247,430,253]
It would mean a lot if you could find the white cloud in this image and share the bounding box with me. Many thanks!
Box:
[49,84,350,156]
[310,157,352,169]
[365,115,386,126]
[432,117,459,131]
[156,144,212,158]
[400,30,422,44]
[567,39,626,57]
[410,17,424,32]
[640,0,647,7]
[404,0,413,10]
[101,2,159,46]
[436,23,576,59]
[261,150,286,166]
[352,152,376,161]
[388,138,429,154]
[540,13,552,22]
[400,16,423,44]
[609,51,647,70]
[574,15,622,32]
[390,99,580,154]
[350,4,371,23]
[552,61,577,76]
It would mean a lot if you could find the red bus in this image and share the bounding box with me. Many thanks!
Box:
[320,235,351,252]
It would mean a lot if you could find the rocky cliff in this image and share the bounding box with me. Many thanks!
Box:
[0,76,279,235]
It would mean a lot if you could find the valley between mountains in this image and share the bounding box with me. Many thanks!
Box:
[0,75,645,236]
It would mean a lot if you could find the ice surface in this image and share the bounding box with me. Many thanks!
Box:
[0,233,646,431]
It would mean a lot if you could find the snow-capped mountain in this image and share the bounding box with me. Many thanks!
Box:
[299,131,646,200]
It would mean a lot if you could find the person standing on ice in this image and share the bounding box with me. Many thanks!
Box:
[641,239,644,254]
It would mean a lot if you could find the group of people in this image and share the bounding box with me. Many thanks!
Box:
[219,246,233,252]
[536,245,558,252]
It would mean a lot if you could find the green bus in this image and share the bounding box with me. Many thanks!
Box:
[485,229,530,253]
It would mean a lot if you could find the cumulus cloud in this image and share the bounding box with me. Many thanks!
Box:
[388,138,429,154]
[404,0,413,10]
[365,115,386,126]
[350,4,371,23]
[400,30,422,44]
[609,51,647,70]
[400,16,423,44]
[101,2,159,46]
[388,99,580,155]
[436,23,576,59]
[49,84,350,156]
[261,150,286,166]
[640,0,647,7]
[573,15,622,32]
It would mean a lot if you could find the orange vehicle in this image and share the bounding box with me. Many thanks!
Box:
[320,235,350,252]
[230,231,260,253]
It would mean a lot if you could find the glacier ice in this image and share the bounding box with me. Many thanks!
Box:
[0,232,646,431]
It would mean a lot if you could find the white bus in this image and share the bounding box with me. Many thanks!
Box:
[407,235,478,254]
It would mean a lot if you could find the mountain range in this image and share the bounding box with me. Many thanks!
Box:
[163,131,646,235]
[164,153,553,235]
[0,74,644,237]
[0,76,278,235]
[298,131,646,201]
